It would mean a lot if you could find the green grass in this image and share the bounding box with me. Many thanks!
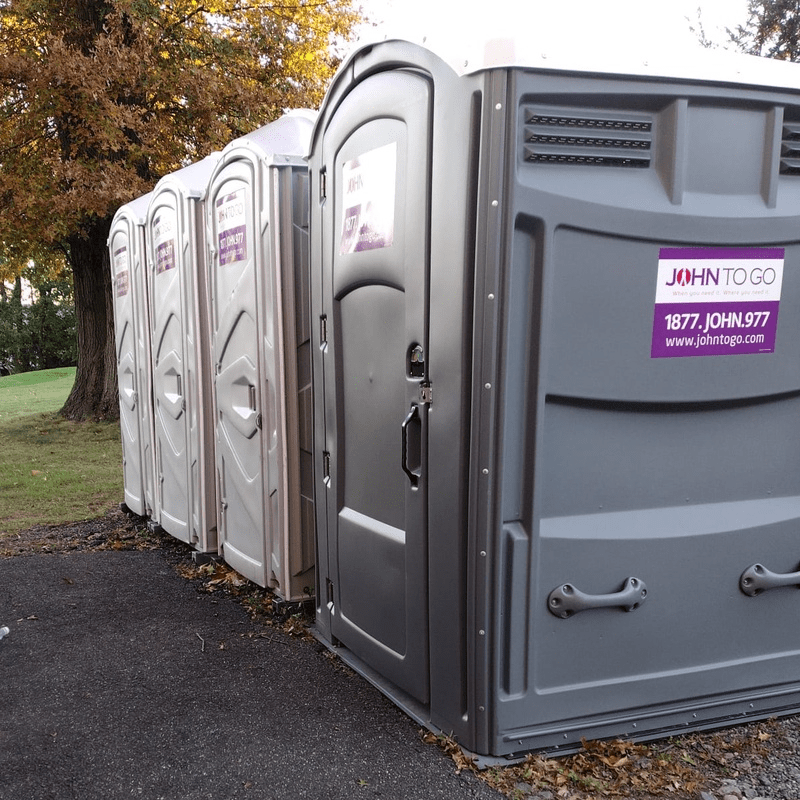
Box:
[0,368,123,533]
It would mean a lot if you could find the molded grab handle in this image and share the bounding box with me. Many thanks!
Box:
[401,404,420,487]
[740,563,800,596]
[548,577,648,619]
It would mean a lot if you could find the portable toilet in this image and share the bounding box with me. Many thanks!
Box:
[309,37,800,757]
[147,154,220,552]
[108,191,156,519]
[206,111,316,601]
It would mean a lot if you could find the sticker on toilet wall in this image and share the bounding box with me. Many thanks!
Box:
[153,211,177,275]
[217,188,248,266]
[340,142,397,255]
[114,246,129,297]
[651,248,784,358]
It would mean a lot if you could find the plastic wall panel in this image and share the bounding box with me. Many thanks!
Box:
[491,70,800,755]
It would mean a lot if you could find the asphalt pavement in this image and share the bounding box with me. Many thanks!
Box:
[0,550,502,800]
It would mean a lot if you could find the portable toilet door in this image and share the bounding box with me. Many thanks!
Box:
[147,154,220,552]
[311,37,800,758]
[108,191,156,519]
[206,110,316,601]
[310,47,454,708]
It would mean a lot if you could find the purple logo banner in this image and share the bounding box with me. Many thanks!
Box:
[115,271,130,298]
[339,142,396,255]
[219,224,247,266]
[651,247,784,358]
[216,188,248,266]
[155,239,175,275]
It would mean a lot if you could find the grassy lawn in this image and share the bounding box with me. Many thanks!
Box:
[0,368,123,534]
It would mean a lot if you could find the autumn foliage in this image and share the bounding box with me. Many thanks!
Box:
[0,0,362,419]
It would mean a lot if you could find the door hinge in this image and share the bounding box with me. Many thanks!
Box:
[419,382,432,405]
[326,578,335,608]
[322,450,331,483]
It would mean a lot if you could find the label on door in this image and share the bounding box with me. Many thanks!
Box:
[340,142,397,255]
[153,212,176,275]
[114,246,129,297]
[216,189,248,265]
[651,247,784,358]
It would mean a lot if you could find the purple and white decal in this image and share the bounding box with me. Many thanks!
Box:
[114,245,129,297]
[651,248,784,358]
[216,188,247,266]
[339,142,396,255]
[153,212,176,275]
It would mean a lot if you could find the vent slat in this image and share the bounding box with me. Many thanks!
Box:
[524,148,650,168]
[525,112,652,132]
[782,142,800,158]
[782,122,800,141]
[523,107,653,170]
[526,132,651,150]
[780,156,800,175]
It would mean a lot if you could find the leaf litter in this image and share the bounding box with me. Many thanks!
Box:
[423,716,786,799]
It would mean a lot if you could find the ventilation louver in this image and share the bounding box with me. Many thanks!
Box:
[523,108,653,169]
[780,122,800,175]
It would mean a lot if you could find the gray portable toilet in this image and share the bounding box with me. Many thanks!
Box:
[108,191,156,519]
[309,37,800,757]
[147,154,220,552]
[206,110,316,601]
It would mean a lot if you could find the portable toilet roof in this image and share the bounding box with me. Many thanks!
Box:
[206,110,316,601]
[224,108,316,158]
[147,153,220,553]
[108,190,156,520]
[309,36,800,758]
[411,31,800,84]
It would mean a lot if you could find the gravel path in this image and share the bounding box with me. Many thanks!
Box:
[700,724,800,800]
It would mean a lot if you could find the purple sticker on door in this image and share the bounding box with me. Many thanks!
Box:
[113,246,129,297]
[339,142,396,255]
[216,189,247,266]
[651,248,784,358]
[153,213,176,275]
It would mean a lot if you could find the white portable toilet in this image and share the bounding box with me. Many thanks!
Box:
[108,191,156,519]
[206,110,316,601]
[147,154,220,552]
[309,37,800,757]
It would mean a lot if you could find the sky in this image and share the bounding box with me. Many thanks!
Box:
[353,0,752,60]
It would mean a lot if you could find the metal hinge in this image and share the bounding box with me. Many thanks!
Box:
[322,451,331,483]
[419,382,432,405]
[326,578,335,608]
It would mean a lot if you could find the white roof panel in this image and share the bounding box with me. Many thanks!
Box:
[351,33,800,93]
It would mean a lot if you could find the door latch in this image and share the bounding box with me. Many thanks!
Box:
[419,383,432,405]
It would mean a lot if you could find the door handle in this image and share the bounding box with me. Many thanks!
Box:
[740,562,800,596]
[548,577,648,619]
[401,404,420,487]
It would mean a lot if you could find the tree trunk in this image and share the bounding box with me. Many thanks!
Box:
[60,216,119,421]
